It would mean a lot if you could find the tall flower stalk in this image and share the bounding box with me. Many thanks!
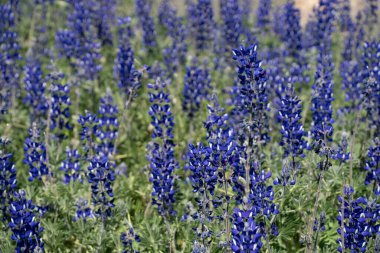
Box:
[147,79,177,251]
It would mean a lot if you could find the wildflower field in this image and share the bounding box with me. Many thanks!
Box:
[0,0,379,252]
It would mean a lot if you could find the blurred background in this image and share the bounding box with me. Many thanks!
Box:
[169,0,367,25]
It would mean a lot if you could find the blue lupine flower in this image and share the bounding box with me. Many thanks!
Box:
[249,164,278,219]
[0,4,21,116]
[220,0,242,51]
[271,6,285,39]
[361,41,380,83]
[314,0,336,53]
[231,154,279,243]
[313,212,326,232]
[337,186,380,252]
[73,198,94,221]
[278,83,306,159]
[273,83,306,187]
[230,207,263,252]
[362,77,380,135]
[185,144,219,252]
[283,1,302,58]
[361,41,380,134]
[114,17,142,96]
[339,27,362,114]
[187,143,218,196]
[186,143,218,250]
[30,1,52,59]
[24,124,50,181]
[256,0,272,29]
[0,142,17,220]
[204,97,236,173]
[78,111,98,159]
[193,0,214,51]
[135,0,157,48]
[304,0,336,57]
[56,0,102,80]
[96,94,119,158]
[158,0,172,27]
[332,135,350,162]
[121,225,140,253]
[23,58,48,121]
[232,44,270,147]
[160,3,187,75]
[48,72,72,133]
[60,147,82,184]
[9,190,44,253]
[148,61,167,81]
[310,61,335,151]
[182,59,211,118]
[88,155,115,218]
[338,0,352,31]
[302,11,318,50]
[95,0,116,46]
[364,138,380,195]
[147,80,177,217]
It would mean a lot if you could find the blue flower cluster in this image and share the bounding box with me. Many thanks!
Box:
[78,111,98,159]
[147,80,177,217]
[114,17,142,97]
[361,41,380,134]
[231,207,263,252]
[182,59,211,118]
[24,124,50,181]
[95,0,116,46]
[204,97,236,173]
[0,4,21,116]
[220,0,242,52]
[192,0,214,51]
[363,77,380,135]
[73,198,94,222]
[121,226,140,253]
[9,190,44,253]
[256,0,272,29]
[310,65,335,150]
[337,186,380,252]
[364,138,380,195]
[274,83,306,187]
[48,72,72,133]
[338,0,352,31]
[0,144,17,219]
[232,44,270,146]
[278,84,306,159]
[60,147,82,184]
[88,156,115,218]
[186,143,218,249]
[283,1,302,58]
[161,3,187,75]
[96,95,119,158]
[55,0,102,80]
[231,159,278,250]
[135,0,157,48]
[23,59,47,121]
[314,0,336,53]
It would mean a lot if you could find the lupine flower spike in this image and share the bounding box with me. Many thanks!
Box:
[364,138,380,195]
[9,190,44,253]
[88,155,115,218]
[0,139,17,220]
[147,79,177,217]
[24,123,50,182]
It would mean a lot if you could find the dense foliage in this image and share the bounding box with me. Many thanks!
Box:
[0,0,380,252]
